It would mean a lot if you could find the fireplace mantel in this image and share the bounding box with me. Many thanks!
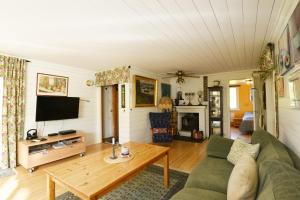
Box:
[175,106,207,138]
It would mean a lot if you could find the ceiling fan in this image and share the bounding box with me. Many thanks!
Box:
[162,70,200,84]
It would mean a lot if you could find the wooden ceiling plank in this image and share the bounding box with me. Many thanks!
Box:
[242,0,259,67]
[156,0,218,70]
[227,0,247,68]
[174,0,226,72]
[122,0,199,68]
[193,0,236,72]
[251,0,275,67]
[210,0,241,70]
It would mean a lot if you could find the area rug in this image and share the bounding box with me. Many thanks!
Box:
[0,168,15,178]
[56,165,188,200]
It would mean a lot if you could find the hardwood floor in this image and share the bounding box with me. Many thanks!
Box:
[154,140,208,173]
[0,140,207,200]
[230,126,251,143]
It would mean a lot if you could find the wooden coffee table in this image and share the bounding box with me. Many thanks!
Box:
[45,142,170,200]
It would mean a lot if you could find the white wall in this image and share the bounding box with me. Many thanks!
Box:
[116,66,170,144]
[128,67,163,143]
[169,69,254,138]
[118,83,131,144]
[277,65,300,157]
[265,74,276,136]
[24,60,100,145]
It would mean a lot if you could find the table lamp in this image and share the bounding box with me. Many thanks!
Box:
[158,96,173,112]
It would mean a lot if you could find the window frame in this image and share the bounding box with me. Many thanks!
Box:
[229,86,240,111]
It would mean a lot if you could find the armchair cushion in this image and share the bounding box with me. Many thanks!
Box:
[153,133,173,142]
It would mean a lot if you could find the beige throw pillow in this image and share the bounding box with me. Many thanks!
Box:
[227,139,260,165]
[227,154,258,200]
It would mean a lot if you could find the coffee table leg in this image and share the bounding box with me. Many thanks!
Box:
[47,174,55,200]
[164,152,169,188]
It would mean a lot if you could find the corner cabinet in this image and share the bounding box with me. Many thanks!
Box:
[208,86,223,137]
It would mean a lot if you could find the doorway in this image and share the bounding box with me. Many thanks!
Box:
[229,79,254,142]
[102,84,119,143]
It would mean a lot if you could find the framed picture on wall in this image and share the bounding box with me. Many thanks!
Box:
[36,73,68,96]
[278,25,293,76]
[288,1,300,64]
[161,83,171,97]
[276,76,285,97]
[121,84,126,108]
[133,75,157,107]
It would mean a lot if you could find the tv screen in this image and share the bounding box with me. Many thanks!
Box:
[36,96,80,121]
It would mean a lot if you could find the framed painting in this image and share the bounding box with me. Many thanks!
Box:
[161,83,171,97]
[288,1,300,64]
[278,25,293,75]
[276,76,284,97]
[121,84,126,108]
[133,75,157,107]
[36,73,68,96]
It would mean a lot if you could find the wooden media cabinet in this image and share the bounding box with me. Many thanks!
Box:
[18,133,86,172]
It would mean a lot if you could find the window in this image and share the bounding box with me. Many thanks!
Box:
[230,86,239,110]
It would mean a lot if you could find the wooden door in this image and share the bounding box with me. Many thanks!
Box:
[101,85,119,143]
[112,84,119,140]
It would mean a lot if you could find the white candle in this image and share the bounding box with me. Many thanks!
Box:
[112,137,115,145]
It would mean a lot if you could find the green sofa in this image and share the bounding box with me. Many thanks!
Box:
[171,129,300,200]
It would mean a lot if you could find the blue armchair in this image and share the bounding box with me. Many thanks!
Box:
[149,112,173,143]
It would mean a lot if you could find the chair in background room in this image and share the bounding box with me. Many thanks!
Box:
[149,112,172,143]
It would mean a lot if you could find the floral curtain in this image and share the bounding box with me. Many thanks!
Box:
[258,43,275,79]
[0,55,26,169]
[253,43,278,134]
[95,66,130,87]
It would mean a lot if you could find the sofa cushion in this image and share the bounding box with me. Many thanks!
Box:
[257,160,300,200]
[170,188,227,200]
[185,157,234,194]
[252,129,293,166]
[227,139,260,165]
[207,135,234,159]
[227,154,258,200]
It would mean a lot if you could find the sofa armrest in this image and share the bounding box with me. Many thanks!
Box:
[207,135,234,159]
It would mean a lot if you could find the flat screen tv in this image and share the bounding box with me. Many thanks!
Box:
[36,96,80,122]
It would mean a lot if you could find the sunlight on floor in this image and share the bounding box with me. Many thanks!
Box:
[0,176,18,200]
[9,188,30,200]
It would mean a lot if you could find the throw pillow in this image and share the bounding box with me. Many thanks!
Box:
[227,154,258,200]
[227,139,260,165]
[152,128,168,134]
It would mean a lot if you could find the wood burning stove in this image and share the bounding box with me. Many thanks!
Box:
[181,113,199,131]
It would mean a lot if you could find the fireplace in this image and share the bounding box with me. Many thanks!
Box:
[181,113,199,131]
[175,106,207,138]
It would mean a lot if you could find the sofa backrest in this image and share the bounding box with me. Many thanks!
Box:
[251,129,300,199]
[252,129,293,166]
[285,146,300,171]
[256,160,300,200]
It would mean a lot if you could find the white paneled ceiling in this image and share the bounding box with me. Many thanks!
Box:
[0,0,298,73]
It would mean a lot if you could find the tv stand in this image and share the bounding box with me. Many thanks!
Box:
[18,133,86,173]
